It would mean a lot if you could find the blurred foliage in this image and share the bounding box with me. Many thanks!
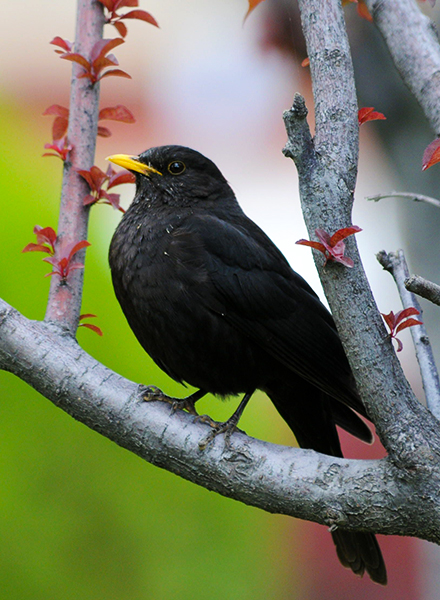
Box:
[0,99,298,600]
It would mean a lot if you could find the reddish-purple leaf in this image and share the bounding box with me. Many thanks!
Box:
[97,126,112,137]
[34,226,57,250]
[107,169,136,188]
[330,225,362,246]
[114,21,128,37]
[394,307,421,324]
[99,105,135,123]
[395,318,423,335]
[50,37,73,52]
[94,55,119,73]
[115,0,139,8]
[79,313,97,320]
[296,239,327,253]
[52,116,69,141]
[22,243,53,254]
[91,38,125,64]
[358,107,386,125]
[97,0,114,10]
[43,105,69,118]
[67,240,91,261]
[120,9,159,27]
[79,322,104,336]
[422,138,440,171]
[99,68,131,80]
[83,194,97,206]
[60,52,91,70]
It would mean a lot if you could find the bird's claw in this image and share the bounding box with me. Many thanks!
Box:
[197,416,245,450]
[140,385,199,416]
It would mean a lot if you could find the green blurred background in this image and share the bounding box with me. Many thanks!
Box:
[2,0,439,597]
[0,99,299,600]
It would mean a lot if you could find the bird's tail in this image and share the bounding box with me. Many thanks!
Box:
[266,383,387,585]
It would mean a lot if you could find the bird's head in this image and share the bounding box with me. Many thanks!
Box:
[107,145,235,209]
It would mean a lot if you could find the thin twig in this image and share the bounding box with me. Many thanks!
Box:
[377,250,440,420]
[368,192,440,210]
[405,275,440,307]
[45,0,104,332]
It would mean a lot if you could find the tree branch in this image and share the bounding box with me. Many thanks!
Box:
[405,274,440,307]
[2,296,440,541]
[283,0,438,466]
[365,0,440,133]
[45,0,104,332]
[377,250,440,420]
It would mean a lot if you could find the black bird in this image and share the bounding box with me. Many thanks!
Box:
[107,145,387,585]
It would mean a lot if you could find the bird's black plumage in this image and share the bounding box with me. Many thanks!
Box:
[108,145,387,585]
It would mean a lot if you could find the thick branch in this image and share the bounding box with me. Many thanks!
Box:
[377,250,440,420]
[45,0,104,331]
[365,0,440,133]
[406,274,440,307]
[284,0,439,465]
[1,297,440,541]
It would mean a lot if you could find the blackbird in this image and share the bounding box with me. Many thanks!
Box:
[107,145,387,585]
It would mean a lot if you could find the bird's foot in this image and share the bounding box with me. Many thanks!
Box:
[196,415,246,451]
[140,385,204,416]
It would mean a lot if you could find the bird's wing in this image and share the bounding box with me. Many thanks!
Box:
[167,212,364,414]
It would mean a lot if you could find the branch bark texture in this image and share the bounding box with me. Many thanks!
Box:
[45,0,104,331]
[284,0,438,469]
[365,0,440,133]
[2,298,440,542]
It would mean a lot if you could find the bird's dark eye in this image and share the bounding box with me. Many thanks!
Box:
[167,161,186,175]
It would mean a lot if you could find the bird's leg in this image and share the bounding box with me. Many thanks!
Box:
[140,386,206,416]
[198,391,254,450]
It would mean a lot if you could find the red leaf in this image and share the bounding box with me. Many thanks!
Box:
[97,0,115,10]
[395,318,423,335]
[79,322,104,336]
[296,226,361,268]
[34,225,57,251]
[99,69,131,80]
[99,105,136,123]
[120,9,159,27]
[422,138,440,171]
[244,0,266,21]
[115,0,139,8]
[358,107,386,125]
[296,239,327,253]
[79,313,97,320]
[22,243,53,254]
[301,58,310,68]
[97,126,112,137]
[90,38,125,64]
[394,307,421,325]
[330,225,362,246]
[52,116,69,141]
[112,21,128,38]
[83,194,98,206]
[43,105,69,118]
[107,169,136,188]
[60,52,91,71]
[113,21,128,37]
[50,37,73,52]
[67,240,91,261]
[94,54,119,71]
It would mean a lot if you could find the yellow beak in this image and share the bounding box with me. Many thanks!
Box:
[106,154,162,176]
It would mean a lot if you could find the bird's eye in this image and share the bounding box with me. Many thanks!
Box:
[167,161,186,175]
